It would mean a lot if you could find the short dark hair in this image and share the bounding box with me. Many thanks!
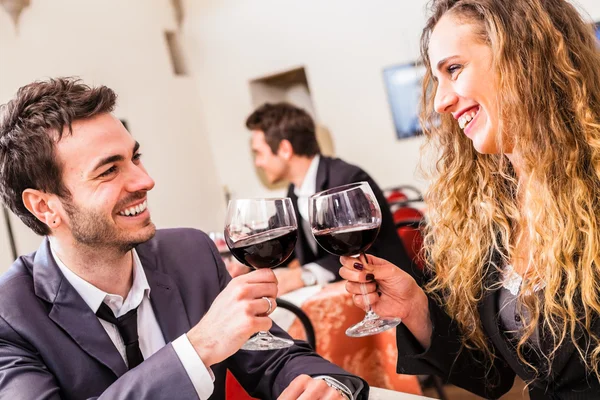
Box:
[0,77,117,236]
[246,102,320,157]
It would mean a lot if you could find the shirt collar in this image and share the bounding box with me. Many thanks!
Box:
[294,155,320,198]
[51,245,150,317]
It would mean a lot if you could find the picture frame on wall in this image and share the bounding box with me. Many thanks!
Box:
[383,62,426,139]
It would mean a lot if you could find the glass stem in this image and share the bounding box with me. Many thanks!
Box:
[358,252,375,315]
[256,331,271,341]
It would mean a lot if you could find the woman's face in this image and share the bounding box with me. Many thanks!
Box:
[429,13,505,154]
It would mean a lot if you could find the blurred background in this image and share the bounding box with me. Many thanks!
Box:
[1,0,599,270]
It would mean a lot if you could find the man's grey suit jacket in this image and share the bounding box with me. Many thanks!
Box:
[0,228,366,399]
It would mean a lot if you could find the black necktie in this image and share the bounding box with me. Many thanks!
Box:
[96,302,144,369]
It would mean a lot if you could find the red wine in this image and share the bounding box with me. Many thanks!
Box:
[313,224,380,256]
[229,227,297,269]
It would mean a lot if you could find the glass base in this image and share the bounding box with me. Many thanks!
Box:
[241,331,294,351]
[345,313,402,337]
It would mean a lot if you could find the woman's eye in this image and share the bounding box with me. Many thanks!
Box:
[447,64,462,75]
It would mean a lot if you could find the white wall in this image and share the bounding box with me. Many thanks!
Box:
[183,0,600,201]
[0,0,225,262]
[1,0,599,265]
[0,210,14,267]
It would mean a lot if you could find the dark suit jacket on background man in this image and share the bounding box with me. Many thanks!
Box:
[287,156,414,280]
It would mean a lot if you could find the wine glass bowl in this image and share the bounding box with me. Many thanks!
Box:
[309,182,402,337]
[224,198,297,350]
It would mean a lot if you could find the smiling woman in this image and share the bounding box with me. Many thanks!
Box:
[339,0,600,399]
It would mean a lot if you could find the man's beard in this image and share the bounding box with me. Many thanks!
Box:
[63,197,156,253]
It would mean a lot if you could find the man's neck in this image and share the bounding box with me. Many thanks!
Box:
[49,236,134,299]
[288,156,316,188]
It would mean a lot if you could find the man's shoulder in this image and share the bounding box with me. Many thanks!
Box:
[138,227,214,254]
[0,254,37,315]
[321,156,366,184]
[136,227,221,267]
[322,156,362,172]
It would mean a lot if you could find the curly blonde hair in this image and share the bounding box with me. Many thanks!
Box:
[419,0,600,380]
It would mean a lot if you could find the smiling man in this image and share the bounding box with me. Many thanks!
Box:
[0,78,367,400]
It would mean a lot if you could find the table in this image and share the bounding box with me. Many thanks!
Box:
[285,281,423,395]
[369,387,434,399]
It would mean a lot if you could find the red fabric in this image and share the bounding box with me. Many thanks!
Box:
[226,370,258,400]
[386,190,408,204]
[393,207,425,270]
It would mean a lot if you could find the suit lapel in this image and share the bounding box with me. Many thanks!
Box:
[33,239,128,377]
[137,248,191,342]
[314,156,329,193]
[480,258,585,383]
[479,262,534,380]
[288,186,309,263]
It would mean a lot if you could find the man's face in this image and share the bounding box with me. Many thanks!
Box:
[54,113,156,251]
[250,130,288,184]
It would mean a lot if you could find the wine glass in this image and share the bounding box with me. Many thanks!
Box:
[309,182,402,337]
[224,198,298,350]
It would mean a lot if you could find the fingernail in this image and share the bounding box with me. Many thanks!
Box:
[353,262,364,271]
[377,291,382,297]
[366,273,375,281]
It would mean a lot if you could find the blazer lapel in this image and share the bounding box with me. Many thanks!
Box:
[136,248,191,343]
[33,239,128,377]
[479,263,534,381]
[314,156,329,193]
[288,186,310,264]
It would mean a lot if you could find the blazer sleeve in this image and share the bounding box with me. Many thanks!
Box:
[203,234,369,400]
[0,314,198,400]
[395,295,516,399]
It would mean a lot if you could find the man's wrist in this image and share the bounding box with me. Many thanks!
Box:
[301,268,317,287]
[314,376,353,400]
[187,332,217,368]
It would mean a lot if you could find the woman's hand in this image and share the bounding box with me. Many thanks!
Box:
[339,254,433,348]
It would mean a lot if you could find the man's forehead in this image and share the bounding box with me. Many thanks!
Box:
[55,116,134,170]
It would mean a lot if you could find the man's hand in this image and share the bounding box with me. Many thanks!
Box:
[274,267,304,295]
[186,269,278,367]
[278,375,347,399]
[225,259,251,278]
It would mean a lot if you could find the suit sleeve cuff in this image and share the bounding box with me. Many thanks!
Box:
[172,334,215,399]
[313,376,354,400]
[304,263,336,286]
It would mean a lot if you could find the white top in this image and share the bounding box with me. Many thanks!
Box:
[294,155,336,285]
[51,246,215,399]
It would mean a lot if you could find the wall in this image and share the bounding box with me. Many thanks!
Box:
[183,0,600,201]
[1,0,599,266]
[0,0,226,266]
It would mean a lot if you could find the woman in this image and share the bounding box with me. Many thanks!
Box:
[341,0,600,398]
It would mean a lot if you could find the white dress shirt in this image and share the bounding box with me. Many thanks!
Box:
[51,246,215,399]
[294,155,336,285]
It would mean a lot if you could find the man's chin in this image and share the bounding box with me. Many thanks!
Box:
[138,222,157,243]
[120,223,156,252]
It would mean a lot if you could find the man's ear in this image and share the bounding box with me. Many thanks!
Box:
[278,139,294,160]
[22,189,62,229]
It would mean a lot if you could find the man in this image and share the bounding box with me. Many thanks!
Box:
[0,78,367,399]
[245,103,414,295]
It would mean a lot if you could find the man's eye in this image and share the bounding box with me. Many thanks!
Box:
[133,153,142,161]
[99,166,117,177]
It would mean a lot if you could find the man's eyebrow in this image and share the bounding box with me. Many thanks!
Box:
[91,141,140,173]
